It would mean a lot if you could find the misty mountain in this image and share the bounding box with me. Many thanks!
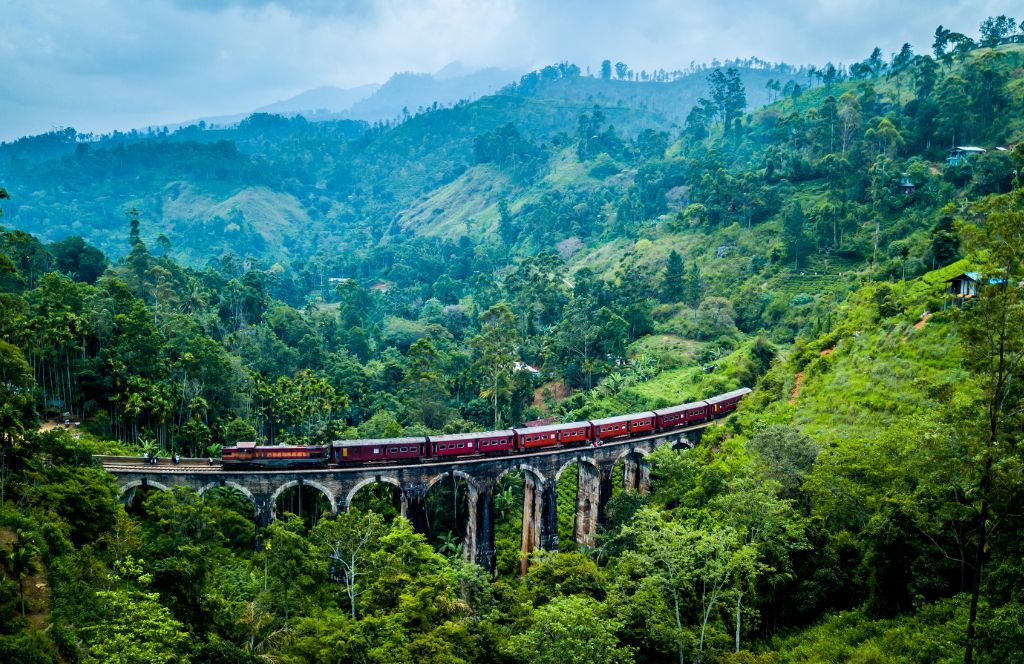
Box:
[254,84,381,116]
[339,66,523,121]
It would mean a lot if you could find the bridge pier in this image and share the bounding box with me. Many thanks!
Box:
[465,482,495,572]
[540,484,559,551]
[623,455,638,492]
[401,483,429,534]
[574,462,601,548]
[638,457,651,494]
[621,453,651,494]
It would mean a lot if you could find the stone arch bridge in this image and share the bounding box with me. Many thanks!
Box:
[100,426,704,572]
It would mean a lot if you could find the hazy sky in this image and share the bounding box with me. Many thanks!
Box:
[0,0,1018,141]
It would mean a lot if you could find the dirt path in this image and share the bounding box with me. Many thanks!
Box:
[790,372,804,404]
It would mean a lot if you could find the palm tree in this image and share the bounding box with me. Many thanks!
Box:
[4,530,40,617]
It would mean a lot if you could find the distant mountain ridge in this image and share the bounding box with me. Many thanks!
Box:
[0,59,812,265]
[255,84,381,116]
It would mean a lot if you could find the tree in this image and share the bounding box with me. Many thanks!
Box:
[661,250,686,303]
[956,190,1024,664]
[615,62,628,80]
[469,302,518,428]
[933,25,953,59]
[223,417,257,444]
[695,297,738,340]
[506,595,633,664]
[2,530,39,617]
[706,68,747,132]
[746,426,819,498]
[551,295,602,390]
[624,508,750,664]
[49,236,107,284]
[601,60,612,80]
[782,203,806,270]
[81,589,192,663]
[979,15,1017,48]
[836,92,862,156]
[311,509,384,619]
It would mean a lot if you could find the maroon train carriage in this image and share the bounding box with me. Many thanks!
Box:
[331,437,428,464]
[654,400,710,430]
[626,411,657,435]
[591,411,658,441]
[514,421,593,450]
[431,430,515,458]
[705,387,753,417]
[221,441,328,469]
[554,421,594,446]
[591,414,631,440]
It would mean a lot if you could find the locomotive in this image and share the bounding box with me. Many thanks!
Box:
[220,387,751,469]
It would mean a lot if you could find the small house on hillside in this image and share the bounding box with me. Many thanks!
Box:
[944,271,1009,308]
[946,272,979,300]
[946,146,986,167]
[898,173,916,195]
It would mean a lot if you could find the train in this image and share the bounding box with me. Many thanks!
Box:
[219,387,752,469]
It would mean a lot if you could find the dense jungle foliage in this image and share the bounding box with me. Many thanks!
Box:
[1,16,1024,663]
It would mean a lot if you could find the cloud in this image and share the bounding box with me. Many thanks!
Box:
[0,0,1019,141]
[170,0,378,19]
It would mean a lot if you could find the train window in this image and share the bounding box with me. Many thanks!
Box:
[399,447,407,453]
[389,448,397,454]
[458,443,465,449]
[373,448,380,454]
[468,442,474,448]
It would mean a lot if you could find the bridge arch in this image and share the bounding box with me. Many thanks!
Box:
[118,479,170,496]
[198,481,256,505]
[495,462,547,489]
[342,476,402,511]
[271,479,337,515]
[426,469,480,493]
[613,447,650,464]
[555,456,599,483]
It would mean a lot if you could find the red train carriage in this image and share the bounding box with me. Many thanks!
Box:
[221,441,327,469]
[626,411,657,435]
[591,414,631,440]
[514,421,594,450]
[431,430,515,458]
[654,400,710,430]
[591,411,658,441]
[331,437,428,464]
[555,421,594,446]
[705,387,752,417]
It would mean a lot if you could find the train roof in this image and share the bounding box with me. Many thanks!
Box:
[704,387,753,405]
[331,437,428,448]
[230,441,325,450]
[653,400,709,416]
[590,412,656,426]
[514,421,591,435]
[430,430,514,443]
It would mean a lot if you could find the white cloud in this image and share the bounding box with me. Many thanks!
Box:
[0,0,1018,140]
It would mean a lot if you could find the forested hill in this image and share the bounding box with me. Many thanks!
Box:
[0,60,803,265]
